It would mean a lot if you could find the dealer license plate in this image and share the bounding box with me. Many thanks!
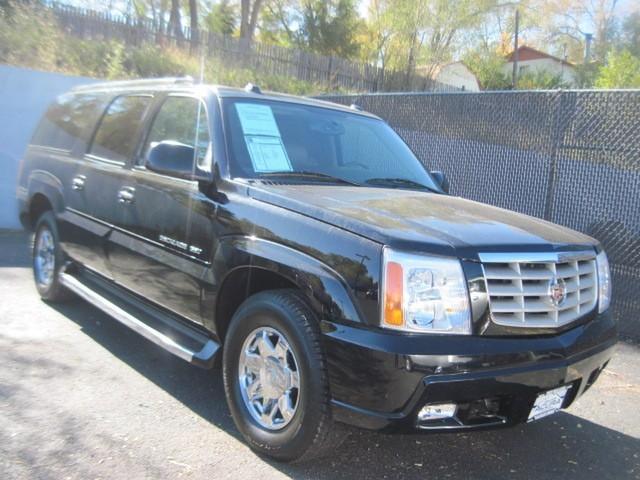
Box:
[527,385,570,422]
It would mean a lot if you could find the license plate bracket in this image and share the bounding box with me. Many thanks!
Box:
[527,385,570,422]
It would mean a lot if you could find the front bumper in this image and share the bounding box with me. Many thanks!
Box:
[322,312,617,432]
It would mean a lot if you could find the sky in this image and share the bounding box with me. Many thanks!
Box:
[358,0,371,19]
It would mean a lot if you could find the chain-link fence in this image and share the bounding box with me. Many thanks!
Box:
[321,90,640,339]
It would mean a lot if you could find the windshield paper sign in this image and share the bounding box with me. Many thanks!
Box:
[235,103,292,172]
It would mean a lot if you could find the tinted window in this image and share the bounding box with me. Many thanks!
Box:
[90,95,151,163]
[223,99,437,190]
[144,96,210,169]
[31,93,107,151]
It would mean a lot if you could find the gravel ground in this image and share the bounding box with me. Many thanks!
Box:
[1,231,639,480]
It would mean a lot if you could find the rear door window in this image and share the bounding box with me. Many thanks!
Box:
[89,95,152,163]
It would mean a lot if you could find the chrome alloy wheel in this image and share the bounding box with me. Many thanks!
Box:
[34,227,56,288]
[238,327,301,430]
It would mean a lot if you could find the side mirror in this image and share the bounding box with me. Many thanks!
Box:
[146,140,211,182]
[430,170,450,194]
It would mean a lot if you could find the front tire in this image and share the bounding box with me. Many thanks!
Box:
[33,211,72,302]
[222,290,345,462]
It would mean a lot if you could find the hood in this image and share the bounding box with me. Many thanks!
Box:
[248,184,598,259]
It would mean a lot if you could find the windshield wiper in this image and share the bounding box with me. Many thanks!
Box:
[364,177,437,192]
[258,171,361,186]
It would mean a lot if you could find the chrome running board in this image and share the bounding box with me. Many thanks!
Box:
[59,271,219,368]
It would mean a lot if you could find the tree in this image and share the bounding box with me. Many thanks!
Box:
[206,0,237,36]
[168,0,184,40]
[585,0,619,61]
[259,0,363,57]
[532,0,620,63]
[360,0,394,68]
[259,0,301,46]
[150,0,169,38]
[373,0,498,82]
[572,61,600,88]
[619,11,640,57]
[595,49,640,88]
[464,47,511,90]
[240,0,265,43]
[189,0,199,51]
[299,0,361,58]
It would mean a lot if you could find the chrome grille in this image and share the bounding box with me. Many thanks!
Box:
[480,252,598,328]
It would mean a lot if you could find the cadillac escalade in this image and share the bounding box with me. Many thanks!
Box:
[16,78,616,462]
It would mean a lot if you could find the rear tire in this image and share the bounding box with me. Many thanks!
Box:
[222,289,346,462]
[33,211,73,302]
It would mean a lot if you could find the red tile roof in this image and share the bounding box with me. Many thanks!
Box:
[506,46,574,67]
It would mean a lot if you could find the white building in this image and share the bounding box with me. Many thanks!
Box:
[416,61,481,92]
[503,46,576,86]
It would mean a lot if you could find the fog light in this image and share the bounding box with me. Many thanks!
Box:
[417,403,457,422]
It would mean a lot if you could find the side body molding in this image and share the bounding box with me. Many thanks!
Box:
[213,236,365,328]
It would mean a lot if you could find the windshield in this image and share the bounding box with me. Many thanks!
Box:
[222,98,438,190]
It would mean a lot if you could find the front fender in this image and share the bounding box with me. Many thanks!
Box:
[214,235,366,326]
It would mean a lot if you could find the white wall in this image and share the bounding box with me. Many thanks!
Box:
[435,63,480,92]
[0,65,96,229]
[503,58,576,86]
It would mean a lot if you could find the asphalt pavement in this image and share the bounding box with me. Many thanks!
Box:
[1,231,639,480]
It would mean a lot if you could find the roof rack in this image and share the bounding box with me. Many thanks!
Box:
[71,76,194,92]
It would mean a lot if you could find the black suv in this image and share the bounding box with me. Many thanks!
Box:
[17,78,616,462]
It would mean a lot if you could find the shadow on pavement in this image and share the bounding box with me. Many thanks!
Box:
[48,297,640,480]
[0,231,31,268]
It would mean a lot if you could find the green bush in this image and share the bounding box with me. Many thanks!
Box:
[595,50,640,89]
[517,70,570,90]
[60,39,128,79]
[464,49,512,90]
[127,44,200,78]
[0,4,60,72]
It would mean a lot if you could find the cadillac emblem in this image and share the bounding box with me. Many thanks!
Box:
[548,277,567,307]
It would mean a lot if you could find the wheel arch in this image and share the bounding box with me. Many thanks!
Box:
[212,236,364,342]
[28,193,54,228]
[23,171,65,229]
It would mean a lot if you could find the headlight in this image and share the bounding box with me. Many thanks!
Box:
[596,250,611,313]
[381,248,471,334]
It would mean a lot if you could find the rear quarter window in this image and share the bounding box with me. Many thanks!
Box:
[31,92,108,152]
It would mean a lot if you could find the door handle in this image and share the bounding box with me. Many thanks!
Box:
[117,187,135,204]
[71,176,85,191]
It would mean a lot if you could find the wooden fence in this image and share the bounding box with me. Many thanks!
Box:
[45,1,458,93]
